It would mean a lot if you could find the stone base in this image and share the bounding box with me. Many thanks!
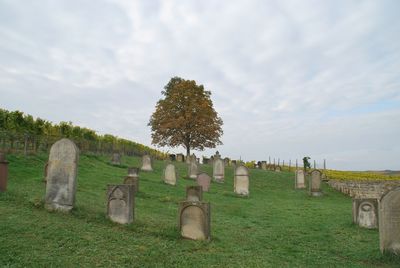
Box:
[189,175,197,180]
[310,191,323,197]
[214,177,224,183]
[45,203,73,212]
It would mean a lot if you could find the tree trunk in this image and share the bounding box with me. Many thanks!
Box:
[186,146,190,158]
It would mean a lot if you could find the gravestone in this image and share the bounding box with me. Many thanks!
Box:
[0,153,9,192]
[186,185,203,201]
[107,184,135,224]
[275,166,282,172]
[179,201,211,240]
[176,153,184,162]
[379,187,400,254]
[124,167,139,193]
[352,199,378,229]
[213,157,225,183]
[188,159,198,179]
[234,165,250,196]
[261,161,267,170]
[196,173,211,192]
[45,139,79,212]
[295,169,306,189]
[110,153,121,165]
[141,154,153,171]
[309,169,323,196]
[163,163,177,186]
[224,157,230,166]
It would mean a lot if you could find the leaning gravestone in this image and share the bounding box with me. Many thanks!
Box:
[124,167,139,193]
[295,169,306,189]
[141,154,153,171]
[379,187,400,255]
[213,157,225,183]
[352,198,378,229]
[179,201,211,240]
[110,153,121,165]
[196,173,211,192]
[45,138,79,212]
[188,159,198,179]
[234,165,250,196]
[309,169,323,196]
[186,186,203,201]
[107,184,135,224]
[163,163,177,186]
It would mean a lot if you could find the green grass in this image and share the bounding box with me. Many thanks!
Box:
[0,153,399,267]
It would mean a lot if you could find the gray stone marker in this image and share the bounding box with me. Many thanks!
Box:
[188,159,198,179]
[196,173,211,192]
[176,153,184,162]
[141,154,153,171]
[179,201,211,240]
[295,169,306,189]
[124,167,139,193]
[163,163,177,186]
[45,138,79,212]
[261,161,267,170]
[107,184,135,224]
[275,166,282,172]
[111,153,121,165]
[234,165,250,196]
[213,157,225,183]
[352,198,378,229]
[379,187,400,255]
[186,185,203,201]
[309,169,323,196]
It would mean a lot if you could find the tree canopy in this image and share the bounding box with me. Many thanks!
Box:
[148,77,223,156]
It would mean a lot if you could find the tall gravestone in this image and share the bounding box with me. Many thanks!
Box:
[234,165,250,196]
[186,186,203,201]
[197,173,211,192]
[179,201,211,240]
[188,159,198,179]
[124,167,139,193]
[163,163,177,186]
[110,153,121,165]
[45,139,79,212]
[309,169,323,196]
[213,154,225,183]
[295,169,306,189]
[107,184,135,224]
[141,154,153,171]
[0,153,9,192]
[352,199,378,229]
[379,187,400,255]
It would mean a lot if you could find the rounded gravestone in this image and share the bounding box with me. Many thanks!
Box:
[141,155,153,171]
[196,173,211,192]
[234,165,250,196]
[45,138,79,212]
[379,187,400,255]
[309,169,323,196]
[163,163,177,186]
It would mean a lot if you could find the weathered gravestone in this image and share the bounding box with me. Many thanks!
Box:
[163,163,177,186]
[234,165,250,196]
[179,201,211,240]
[295,169,306,189]
[379,187,400,255]
[275,165,282,172]
[188,159,198,179]
[186,185,203,201]
[45,139,79,212]
[124,167,139,193]
[309,169,323,196]
[110,153,121,165]
[141,154,153,171]
[352,198,378,229]
[213,157,225,183]
[0,153,9,192]
[261,161,267,170]
[107,184,135,224]
[176,153,184,162]
[196,173,211,192]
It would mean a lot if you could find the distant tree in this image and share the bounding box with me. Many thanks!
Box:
[148,77,223,156]
[303,156,311,173]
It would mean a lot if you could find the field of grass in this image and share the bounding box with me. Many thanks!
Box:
[325,169,400,181]
[1,153,399,267]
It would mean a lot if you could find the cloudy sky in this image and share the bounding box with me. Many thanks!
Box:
[1,0,399,170]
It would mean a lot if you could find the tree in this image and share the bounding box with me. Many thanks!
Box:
[148,77,223,156]
[303,156,311,173]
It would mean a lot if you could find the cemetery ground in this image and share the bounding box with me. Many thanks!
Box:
[1,154,399,267]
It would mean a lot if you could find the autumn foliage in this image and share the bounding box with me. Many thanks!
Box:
[148,77,223,156]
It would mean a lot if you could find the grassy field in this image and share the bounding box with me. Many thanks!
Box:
[0,153,399,267]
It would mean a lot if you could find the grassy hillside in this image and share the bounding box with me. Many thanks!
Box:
[0,153,399,267]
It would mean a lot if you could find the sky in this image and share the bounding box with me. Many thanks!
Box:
[0,0,399,170]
